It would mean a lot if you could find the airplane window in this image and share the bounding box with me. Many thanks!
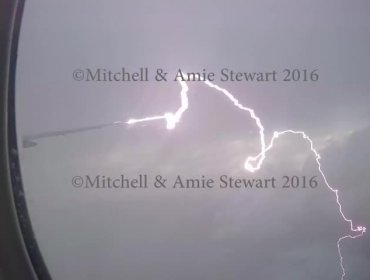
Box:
[15,1,370,279]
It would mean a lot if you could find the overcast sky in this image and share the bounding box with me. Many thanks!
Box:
[15,0,370,279]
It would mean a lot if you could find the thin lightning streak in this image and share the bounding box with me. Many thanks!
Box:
[126,74,366,279]
[126,80,189,129]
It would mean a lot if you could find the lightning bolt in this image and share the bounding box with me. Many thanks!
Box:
[126,73,366,279]
[127,80,189,130]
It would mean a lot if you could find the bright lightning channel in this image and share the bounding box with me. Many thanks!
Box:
[126,73,366,280]
[126,80,189,130]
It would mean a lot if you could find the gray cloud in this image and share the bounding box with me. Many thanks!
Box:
[16,0,370,279]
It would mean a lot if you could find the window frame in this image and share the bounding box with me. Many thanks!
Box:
[0,0,51,279]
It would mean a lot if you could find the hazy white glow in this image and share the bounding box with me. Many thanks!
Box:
[126,72,365,280]
[127,80,189,130]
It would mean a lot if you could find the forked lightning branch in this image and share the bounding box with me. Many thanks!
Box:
[124,72,366,280]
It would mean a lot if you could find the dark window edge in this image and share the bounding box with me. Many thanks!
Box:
[0,0,51,279]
